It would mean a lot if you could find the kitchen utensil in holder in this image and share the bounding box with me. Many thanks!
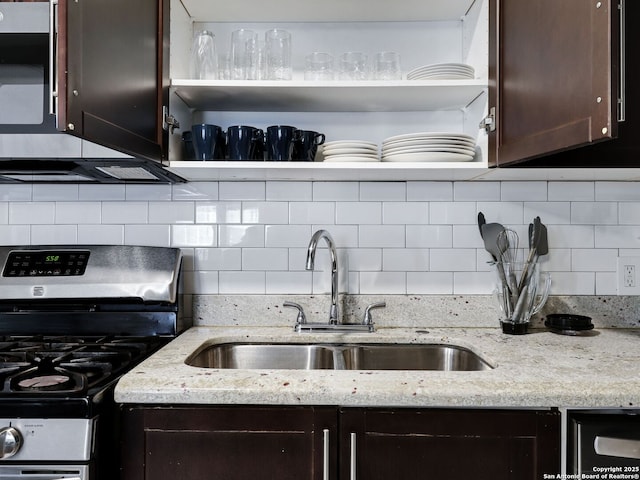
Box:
[493,261,551,335]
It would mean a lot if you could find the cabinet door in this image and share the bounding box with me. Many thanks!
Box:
[121,406,338,480]
[490,0,619,166]
[339,408,560,480]
[58,0,169,162]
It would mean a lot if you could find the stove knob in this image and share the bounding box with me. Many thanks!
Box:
[0,426,23,459]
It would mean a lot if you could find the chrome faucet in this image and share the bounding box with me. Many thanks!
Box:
[306,229,339,324]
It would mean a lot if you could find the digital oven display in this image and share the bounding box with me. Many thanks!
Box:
[2,250,91,277]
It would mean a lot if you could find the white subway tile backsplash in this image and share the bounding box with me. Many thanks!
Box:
[501,182,547,201]
[149,202,195,224]
[383,248,429,271]
[406,225,452,248]
[0,225,30,244]
[6,179,640,297]
[596,182,640,201]
[79,184,126,201]
[266,272,312,294]
[359,272,406,294]
[10,203,55,224]
[219,182,266,201]
[124,225,171,246]
[78,225,124,244]
[571,202,617,225]
[618,203,640,225]
[454,182,500,201]
[359,225,405,248]
[195,202,241,224]
[125,184,172,201]
[336,202,381,225]
[289,202,335,225]
[195,248,241,270]
[312,182,359,201]
[0,185,32,202]
[242,248,289,270]
[31,225,77,244]
[360,182,406,201]
[266,181,312,201]
[172,225,216,247]
[102,202,148,224]
[219,271,266,294]
[430,249,477,271]
[406,182,452,201]
[242,202,289,224]
[595,226,640,249]
[382,202,428,225]
[548,182,594,201]
[33,184,79,201]
[172,182,218,201]
[406,272,453,294]
[219,225,264,247]
[265,225,311,247]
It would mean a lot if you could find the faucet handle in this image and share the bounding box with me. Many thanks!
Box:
[362,301,386,325]
[283,301,307,326]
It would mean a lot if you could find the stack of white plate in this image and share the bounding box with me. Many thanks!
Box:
[322,140,380,162]
[407,63,475,80]
[381,132,476,162]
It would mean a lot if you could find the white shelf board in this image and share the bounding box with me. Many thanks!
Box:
[168,160,489,182]
[172,80,487,112]
[181,0,474,23]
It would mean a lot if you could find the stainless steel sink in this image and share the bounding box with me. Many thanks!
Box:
[185,343,493,371]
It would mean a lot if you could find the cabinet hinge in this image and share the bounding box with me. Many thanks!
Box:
[163,107,180,134]
[479,107,496,133]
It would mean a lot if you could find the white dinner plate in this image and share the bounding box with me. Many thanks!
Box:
[323,140,378,149]
[382,138,476,149]
[381,151,475,162]
[383,132,475,144]
[322,146,378,155]
[382,146,476,156]
[323,154,380,162]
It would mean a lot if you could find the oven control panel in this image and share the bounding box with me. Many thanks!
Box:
[2,250,90,277]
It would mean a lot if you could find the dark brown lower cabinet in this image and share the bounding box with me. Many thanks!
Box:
[120,406,560,480]
[339,408,560,480]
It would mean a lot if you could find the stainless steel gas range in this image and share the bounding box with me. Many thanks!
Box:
[0,245,187,480]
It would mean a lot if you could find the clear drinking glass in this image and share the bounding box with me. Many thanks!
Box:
[338,52,368,80]
[190,30,218,80]
[230,29,258,80]
[372,51,402,80]
[304,52,334,81]
[265,29,292,80]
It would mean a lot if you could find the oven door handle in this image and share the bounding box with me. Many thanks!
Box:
[595,436,640,459]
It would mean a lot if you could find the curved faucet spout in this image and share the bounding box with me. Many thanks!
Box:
[306,229,339,324]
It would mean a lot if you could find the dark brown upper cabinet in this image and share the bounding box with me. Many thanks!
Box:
[57,0,170,163]
[55,0,631,170]
[490,0,635,167]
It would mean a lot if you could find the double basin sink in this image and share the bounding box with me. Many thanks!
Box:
[185,342,493,371]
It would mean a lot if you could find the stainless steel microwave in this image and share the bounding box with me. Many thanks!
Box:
[0,1,182,183]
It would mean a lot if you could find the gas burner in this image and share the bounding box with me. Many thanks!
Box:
[17,374,73,390]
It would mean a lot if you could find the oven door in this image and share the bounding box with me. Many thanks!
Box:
[569,412,640,474]
[0,465,88,480]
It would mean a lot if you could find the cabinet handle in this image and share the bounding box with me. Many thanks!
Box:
[350,432,357,480]
[618,0,626,122]
[49,0,58,116]
[323,428,330,480]
[594,436,640,459]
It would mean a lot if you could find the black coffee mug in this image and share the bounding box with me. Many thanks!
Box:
[227,125,264,161]
[191,124,226,161]
[181,131,196,160]
[266,125,300,161]
[292,130,326,161]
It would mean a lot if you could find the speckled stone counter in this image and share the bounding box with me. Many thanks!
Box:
[115,295,640,408]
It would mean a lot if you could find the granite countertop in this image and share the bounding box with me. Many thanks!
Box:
[114,324,640,408]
